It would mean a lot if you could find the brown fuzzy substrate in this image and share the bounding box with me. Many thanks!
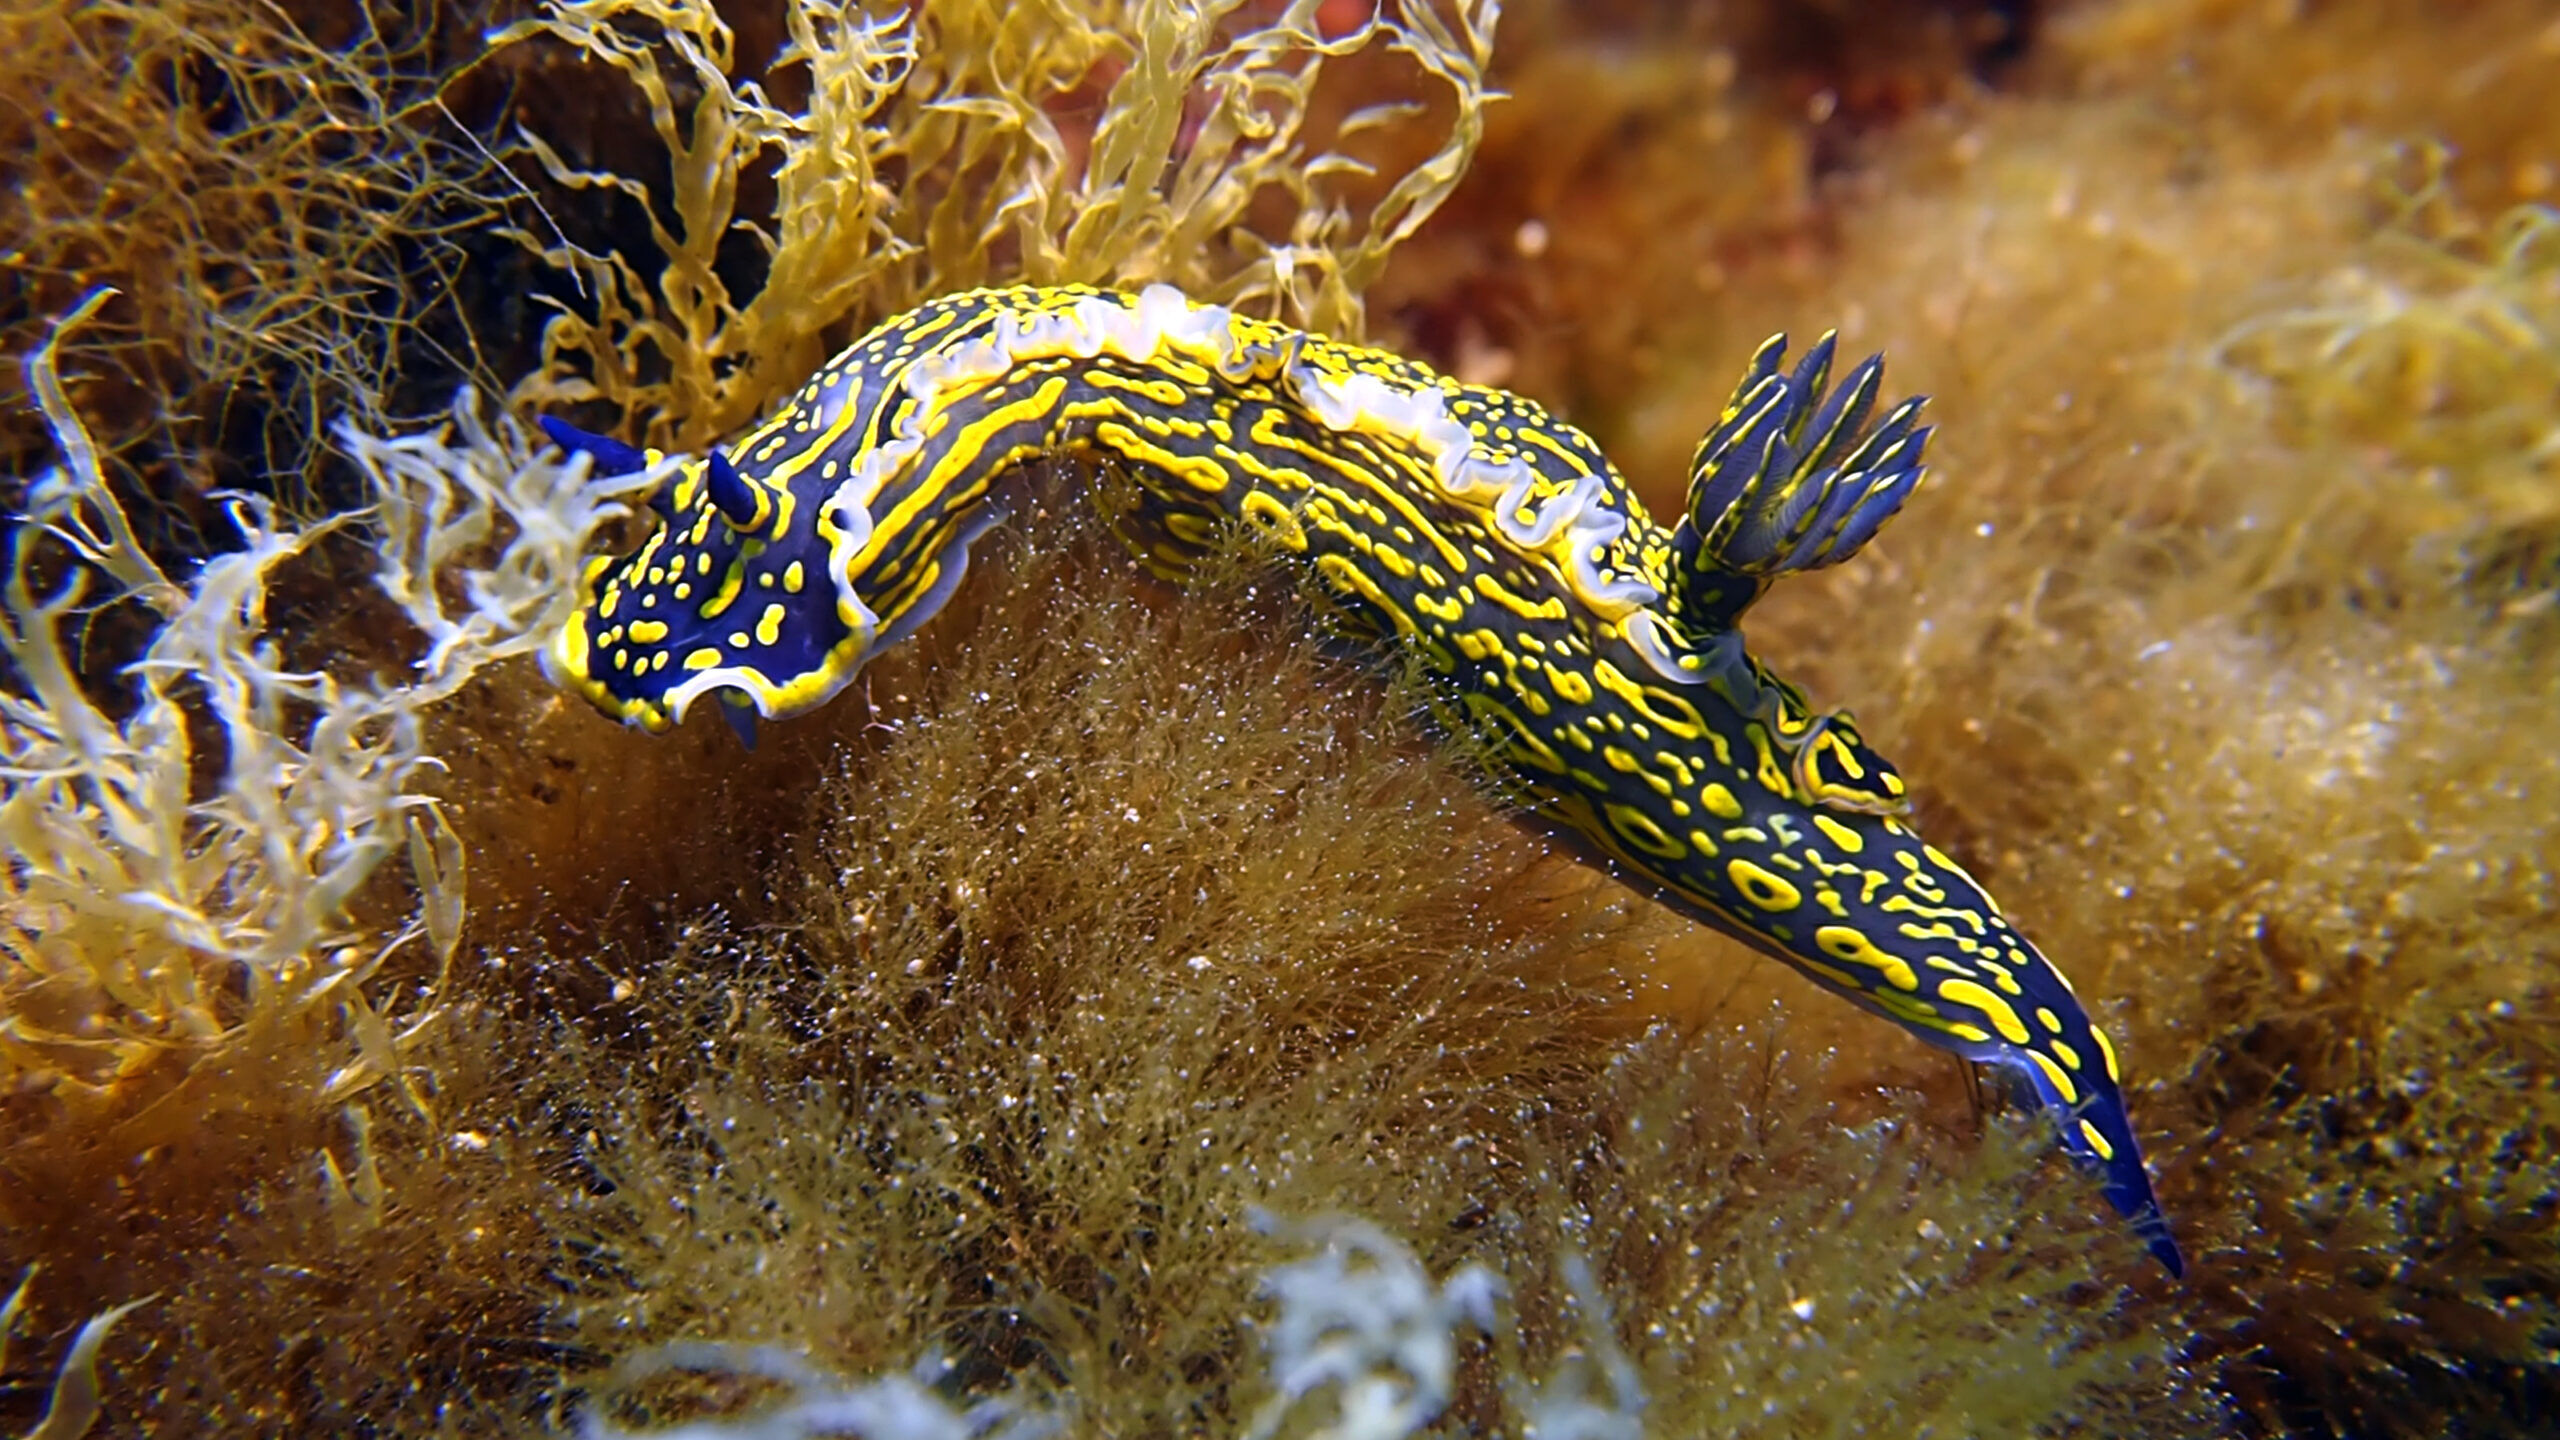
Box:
[0,514,2200,1433]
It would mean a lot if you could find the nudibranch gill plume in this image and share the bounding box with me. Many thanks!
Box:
[539,282,2184,1275]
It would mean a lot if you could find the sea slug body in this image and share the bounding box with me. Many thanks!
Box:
[541,282,2184,1275]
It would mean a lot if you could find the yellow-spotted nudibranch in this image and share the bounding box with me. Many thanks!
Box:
[540,283,2183,1274]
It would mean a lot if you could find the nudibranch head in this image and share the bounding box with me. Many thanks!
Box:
[540,419,881,735]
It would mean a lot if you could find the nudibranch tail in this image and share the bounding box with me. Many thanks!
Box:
[2014,1032,2186,1277]
[1879,857,2183,1275]
[540,282,2180,1275]
[1976,939,2183,1276]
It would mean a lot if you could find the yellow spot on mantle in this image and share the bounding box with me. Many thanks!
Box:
[2029,1050,2079,1105]
[2091,1025,2122,1082]
[1936,978,2030,1044]
[1812,814,1864,854]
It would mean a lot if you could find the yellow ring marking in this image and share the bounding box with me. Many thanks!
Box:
[1813,925,1920,992]
[1728,859,1802,912]
[1605,802,1689,860]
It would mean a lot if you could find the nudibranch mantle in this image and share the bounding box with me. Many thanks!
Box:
[541,282,2184,1275]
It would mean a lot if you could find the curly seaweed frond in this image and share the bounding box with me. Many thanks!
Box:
[0,295,658,1132]
[1244,1214,1645,1440]
[576,1344,1058,1440]
[0,1265,150,1440]
[2214,198,2560,466]
[562,1212,1640,1440]
[1241,1211,1505,1440]
[338,385,678,690]
[2207,166,2560,612]
[0,0,505,511]
[493,0,1502,452]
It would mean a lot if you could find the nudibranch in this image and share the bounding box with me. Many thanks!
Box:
[539,283,2183,1274]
